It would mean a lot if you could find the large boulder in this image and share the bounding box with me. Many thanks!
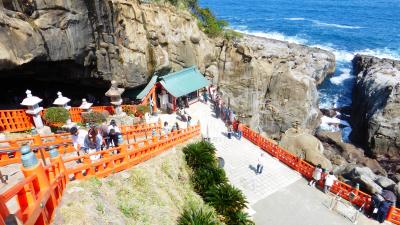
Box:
[217,36,335,139]
[316,130,387,176]
[354,175,383,194]
[375,175,396,190]
[280,128,332,170]
[351,54,400,159]
[343,166,378,181]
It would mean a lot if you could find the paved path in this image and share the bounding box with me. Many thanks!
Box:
[158,102,384,225]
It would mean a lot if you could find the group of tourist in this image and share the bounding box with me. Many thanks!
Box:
[206,85,243,140]
[70,119,122,161]
[308,164,337,194]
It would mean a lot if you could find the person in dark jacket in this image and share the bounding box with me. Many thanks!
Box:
[377,200,392,223]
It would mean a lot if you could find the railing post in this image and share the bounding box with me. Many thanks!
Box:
[20,145,50,190]
[386,206,395,221]
[49,145,67,179]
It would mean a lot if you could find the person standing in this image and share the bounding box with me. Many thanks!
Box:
[203,90,208,104]
[324,171,337,193]
[237,120,243,140]
[227,122,233,139]
[256,153,266,174]
[187,116,193,128]
[309,164,323,187]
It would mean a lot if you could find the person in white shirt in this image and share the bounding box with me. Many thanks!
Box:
[309,164,323,187]
[256,153,266,174]
[107,120,121,147]
[70,127,88,155]
[324,171,337,193]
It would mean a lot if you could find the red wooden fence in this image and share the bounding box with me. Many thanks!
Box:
[241,125,399,224]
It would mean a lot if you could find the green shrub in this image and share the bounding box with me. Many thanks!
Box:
[123,107,135,116]
[192,166,227,196]
[44,107,70,124]
[183,141,217,170]
[230,211,255,225]
[224,29,243,41]
[82,111,107,124]
[205,183,248,222]
[136,105,150,115]
[194,7,227,37]
[178,204,221,225]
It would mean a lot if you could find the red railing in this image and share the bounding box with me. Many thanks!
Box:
[0,105,139,133]
[241,125,399,224]
[0,110,34,132]
[0,124,200,225]
[0,122,162,167]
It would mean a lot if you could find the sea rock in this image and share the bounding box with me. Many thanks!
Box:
[375,175,396,190]
[316,130,387,176]
[395,183,400,197]
[320,108,337,118]
[280,128,332,170]
[351,54,400,158]
[354,175,383,194]
[343,166,378,181]
[393,174,400,183]
[218,36,335,139]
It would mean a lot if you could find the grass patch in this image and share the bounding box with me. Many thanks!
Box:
[55,139,208,225]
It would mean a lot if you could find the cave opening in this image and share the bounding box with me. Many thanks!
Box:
[0,60,112,109]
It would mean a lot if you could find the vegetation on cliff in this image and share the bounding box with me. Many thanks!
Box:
[159,0,234,38]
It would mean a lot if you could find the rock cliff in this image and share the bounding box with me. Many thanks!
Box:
[351,54,400,158]
[0,0,335,137]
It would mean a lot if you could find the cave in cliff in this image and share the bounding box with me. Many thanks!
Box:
[0,60,111,109]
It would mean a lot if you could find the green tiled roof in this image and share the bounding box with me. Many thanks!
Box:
[136,75,158,100]
[159,66,210,97]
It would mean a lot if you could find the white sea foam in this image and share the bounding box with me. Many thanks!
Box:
[311,20,363,29]
[356,48,400,60]
[233,29,400,62]
[284,17,305,21]
[330,68,353,85]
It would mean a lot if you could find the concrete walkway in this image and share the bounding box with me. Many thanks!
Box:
[156,102,384,225]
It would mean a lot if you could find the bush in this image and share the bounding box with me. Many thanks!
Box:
[44,107,70,124]
[136,105,150,116]
[182,141,254,225]
[183,142,217,170]
[178,205,221,225]
[231,211,255,225]
[123,107,135,116]
[192,166,227,196]
[205,183,247,223]
[82,111,107,124]
[224,29,243,41]
[194,7,227,37]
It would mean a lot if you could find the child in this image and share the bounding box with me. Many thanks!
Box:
[324,171,337,193]
[309,164,322,187]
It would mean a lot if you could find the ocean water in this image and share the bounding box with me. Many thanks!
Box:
[199,0,400,141]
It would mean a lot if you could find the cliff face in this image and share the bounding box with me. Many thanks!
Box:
[351,54,400,158]
[0,0,335,137]
[214,36,335,138]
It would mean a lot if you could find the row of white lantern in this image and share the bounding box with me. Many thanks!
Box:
[20,80,125,129]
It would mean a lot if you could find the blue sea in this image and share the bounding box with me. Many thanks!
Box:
[200,0,400,141]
